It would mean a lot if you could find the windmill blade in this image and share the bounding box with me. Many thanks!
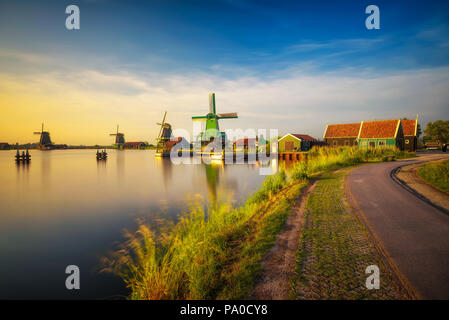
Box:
[218,113,238,119]
[157,111,167,139]
[209,93,216,114]
[192,116,208,121]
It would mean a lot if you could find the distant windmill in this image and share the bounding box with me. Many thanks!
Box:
[34,123,52,147]
[155,111,173,155]
[192,93,238,145]
[110,125,125,147]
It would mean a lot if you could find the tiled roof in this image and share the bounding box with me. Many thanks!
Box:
[291,134,316,141]
[401,119,417,136]
[359,120,400,139]
[165,137,183,148]
[324,123,361,138]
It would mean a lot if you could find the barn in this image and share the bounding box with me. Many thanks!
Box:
[278,134,317,152]
[357,120,405,150]
[401,119,418,152]
[323,123,361,147]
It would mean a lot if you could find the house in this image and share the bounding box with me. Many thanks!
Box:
[323,123,361,147]
[0,143,10,150]
[401,119,418,152]
[124,141,146,149]
[278,134,317,152]
[234,138,258,153]
[357,120,405,150]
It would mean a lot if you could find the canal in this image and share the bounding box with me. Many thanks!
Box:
[0,149,275,299]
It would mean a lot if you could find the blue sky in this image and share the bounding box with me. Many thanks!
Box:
[1,0,449,144]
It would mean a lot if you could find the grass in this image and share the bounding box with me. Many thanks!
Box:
[291,169,408,299]
[417,159,449,194]
[102,146,415,300]
[102,170,307,299]
[290,146,414,182]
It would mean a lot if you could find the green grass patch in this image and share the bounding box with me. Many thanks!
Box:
[417,159,449,194]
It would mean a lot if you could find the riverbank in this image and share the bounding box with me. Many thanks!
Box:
[103,146,415,300]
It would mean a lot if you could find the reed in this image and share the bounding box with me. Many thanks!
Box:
[291,146,412,181]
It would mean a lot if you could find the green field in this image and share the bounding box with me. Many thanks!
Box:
[418,159,449,194]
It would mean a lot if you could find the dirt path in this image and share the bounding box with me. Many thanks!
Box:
[251,180,317,299]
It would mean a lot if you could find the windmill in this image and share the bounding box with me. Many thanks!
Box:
[192,93,238,147]
[155,111,173,156]
[110,125,125,148]
[34,123,53,148]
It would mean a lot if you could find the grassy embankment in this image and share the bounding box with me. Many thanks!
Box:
[291,169,409,299]
[103,146,413,300]
[417,159,449,194]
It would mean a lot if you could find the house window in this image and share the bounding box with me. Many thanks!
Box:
[345,140,350,146]
[378,140,386,146]
[333,141,338,147]
[369,142,376,148]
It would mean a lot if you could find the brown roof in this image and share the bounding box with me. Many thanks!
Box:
[359,120,400,139]
[401,119,417,136]
[165,137,183,148]
[291,134,316,141]
[324,123,361,138]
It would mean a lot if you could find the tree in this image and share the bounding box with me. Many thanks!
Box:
[424,120,449,145]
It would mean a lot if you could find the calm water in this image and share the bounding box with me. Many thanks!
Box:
[0,149,274,299]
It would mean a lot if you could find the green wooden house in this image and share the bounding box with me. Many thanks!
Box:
[357,119,405,150]
[278,134,317,152]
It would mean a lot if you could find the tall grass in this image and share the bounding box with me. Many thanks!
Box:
[102,146,414,299]
[102,170,295,299]
[291,146,412,181]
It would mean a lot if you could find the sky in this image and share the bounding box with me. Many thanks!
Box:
[0,0,449,145]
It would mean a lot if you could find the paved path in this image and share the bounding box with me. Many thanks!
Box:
[346,153,449,299]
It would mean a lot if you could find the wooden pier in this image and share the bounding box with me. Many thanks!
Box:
[15,149,31,163]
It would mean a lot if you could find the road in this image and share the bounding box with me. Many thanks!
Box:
[346,153,449,299]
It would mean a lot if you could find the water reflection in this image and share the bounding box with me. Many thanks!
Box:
[116,150,125,183]
[40,151,51,188]
[155,157,173,190]
[205,161,224,205]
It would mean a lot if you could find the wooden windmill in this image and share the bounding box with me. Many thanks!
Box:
[192,93,238,146]
[155,111,173,155]
[34,123,53,148]
[110,125,125,147]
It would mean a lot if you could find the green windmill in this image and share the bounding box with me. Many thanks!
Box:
[192,93,238,147]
